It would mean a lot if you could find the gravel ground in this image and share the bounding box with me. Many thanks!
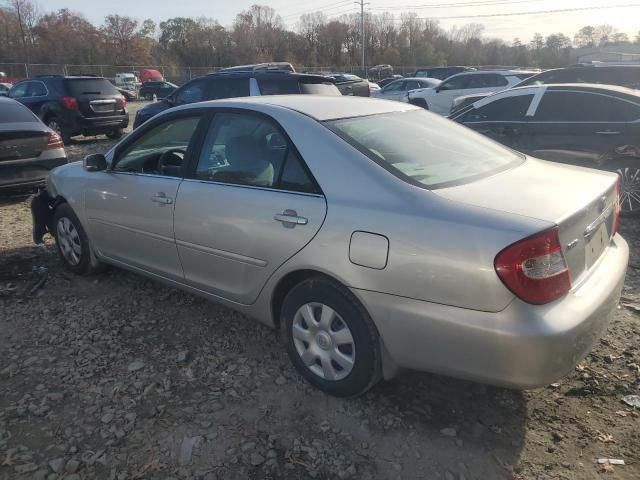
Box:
[1,104,640,479]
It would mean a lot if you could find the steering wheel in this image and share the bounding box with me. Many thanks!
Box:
[157,149,185,175]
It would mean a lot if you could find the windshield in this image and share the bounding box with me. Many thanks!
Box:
[326,110,523,189]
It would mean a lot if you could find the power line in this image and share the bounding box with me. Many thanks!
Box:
[279,0,354,20]
[370,0,544,10]
[385,3,640,20]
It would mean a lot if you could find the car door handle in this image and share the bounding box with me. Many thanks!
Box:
[152,194,173,205]
[274,210,308,225]
[596,131,621,136]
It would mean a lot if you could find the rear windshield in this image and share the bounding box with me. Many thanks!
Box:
[326,110,523,189]
[65,78,119,96]
[0,102,37,123]
[257,77,340,96]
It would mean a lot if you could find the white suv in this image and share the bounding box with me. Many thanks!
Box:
[407,70,537,115]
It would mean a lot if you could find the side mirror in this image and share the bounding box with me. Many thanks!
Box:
[436,85,447,93]
[84,153,107,172]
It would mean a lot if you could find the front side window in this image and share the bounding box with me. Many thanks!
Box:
[9,82,28,98]
[327,110,523,189]
[174,79,208,105]
[195,112,317,192]
[27,82,47,97]
[440,75,469,91]
[383,81,405,92]
[113,116,201,176]
[461,94,534,122]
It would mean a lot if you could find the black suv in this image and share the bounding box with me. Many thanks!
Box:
[133,71,340,129]
[8,75,128,142]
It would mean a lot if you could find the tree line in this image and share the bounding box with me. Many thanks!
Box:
[1,0,639,72]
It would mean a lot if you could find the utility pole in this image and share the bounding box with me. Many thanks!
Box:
[355,0,368,74]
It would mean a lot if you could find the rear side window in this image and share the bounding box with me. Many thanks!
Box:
[468,74,508,88]
[462,94,534,122]
[535,91,640,122]
[0,101,38,123]
[327,109,523,189]
[257,77,299,95]
[65,78,118,96]
[175,79,209,105]
[208,77,250,100]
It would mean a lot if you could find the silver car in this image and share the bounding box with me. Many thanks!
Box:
[32,96,628,397]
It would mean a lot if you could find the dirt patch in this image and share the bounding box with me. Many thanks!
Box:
[1,125,639,478]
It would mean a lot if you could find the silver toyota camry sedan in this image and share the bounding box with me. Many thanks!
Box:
[32,96,629,397]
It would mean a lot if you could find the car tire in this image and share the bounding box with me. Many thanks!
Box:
[46,117,71,144]
[53,203,98,275]
[106,128,123,140]
[609,159,640,217]
[281,276,382,397]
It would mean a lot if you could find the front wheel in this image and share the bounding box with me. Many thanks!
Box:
[53,204,98,275]
[106,128,123,139]
[610,159,640,217]
[282,276,381,397]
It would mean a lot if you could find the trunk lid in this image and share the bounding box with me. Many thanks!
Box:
[64,78,124,117]
[0,125,49,161]
[434,158,618,283]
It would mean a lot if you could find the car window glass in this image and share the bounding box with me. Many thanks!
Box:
[9,82,28,98]
[328,109,522,189]
[0,102,37,122]
[257,77,299,95]
[534,91,639,121]
[384,81,405,92]
[65,78,118,96]
[441,75,468,90]
[196,112,316,192]
[113,116,201,176]
[174,79,208,105]
[405,80,420,90]
[27,81,47,97]
[208,77,250,100]
[461,94,534,122]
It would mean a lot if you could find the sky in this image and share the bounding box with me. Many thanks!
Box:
[34,0,640,43]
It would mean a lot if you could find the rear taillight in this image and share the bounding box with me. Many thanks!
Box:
[495,226,572,305]
[120,95,127,110]
[612,177,621,236]
[46,132,64,149]
[62,96,78,111]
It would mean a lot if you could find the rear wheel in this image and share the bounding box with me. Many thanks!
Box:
[610,159,640,217]
[281,276,381,397]
[47,117,71,144]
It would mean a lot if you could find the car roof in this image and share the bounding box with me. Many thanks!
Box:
[205,71,333,81]
[180,95,420,121]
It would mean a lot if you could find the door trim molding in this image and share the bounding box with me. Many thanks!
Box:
[176,238,268,267]
[88,218,175,244]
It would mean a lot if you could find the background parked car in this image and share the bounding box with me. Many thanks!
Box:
[450,64,640,116]
[139,69,163,83]
[0,82,11,96]
[368,64,393,79]
[408,69,537,115]
[376,75,403,88]
[414,66,475,80]
[0,97,67,191]
[372,77,441,102]
[325,73,370,96]
[138,80,178,100]
[133,70,340,128]
[8,75,128,143]
[115,86,138,102]
[450,84,640,215]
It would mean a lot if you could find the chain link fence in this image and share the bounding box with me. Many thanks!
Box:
[0,63,421,85]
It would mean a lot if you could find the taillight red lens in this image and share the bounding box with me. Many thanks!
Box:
[612,178,621,236]
[120,95,127,110]
[495,226,572,305]
[62,96,78,111]
[46,132,64,149]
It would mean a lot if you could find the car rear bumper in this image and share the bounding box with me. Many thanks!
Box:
[353,234,629,389]
[63,112,129,135]
[0,154,67,190]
